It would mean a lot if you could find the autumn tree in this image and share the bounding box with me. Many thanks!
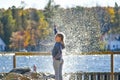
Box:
[10,9,50,51]
[107,3,120,33]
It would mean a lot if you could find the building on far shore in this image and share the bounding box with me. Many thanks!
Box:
[0,38,6,51]
[101,33,120,51]
[108,40,120,51]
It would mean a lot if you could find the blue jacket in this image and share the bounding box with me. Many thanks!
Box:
[52,42,62,60]
[52,27,63,60]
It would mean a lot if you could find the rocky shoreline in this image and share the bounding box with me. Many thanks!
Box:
[0,72,56,80]
[0,72,84,80]
[0,70,116,80]
[0,68,55,80]
[0,67,75,80]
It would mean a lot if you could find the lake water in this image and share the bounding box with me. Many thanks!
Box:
[0,54,120,74]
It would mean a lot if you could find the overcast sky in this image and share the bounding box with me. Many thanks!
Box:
[0,0,120,9]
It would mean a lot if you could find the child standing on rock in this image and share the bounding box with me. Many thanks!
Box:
[52,24,65,80]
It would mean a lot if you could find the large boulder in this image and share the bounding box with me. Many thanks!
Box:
[9,67,31,74]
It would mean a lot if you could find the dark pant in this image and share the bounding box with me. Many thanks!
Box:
[53,59,63,80]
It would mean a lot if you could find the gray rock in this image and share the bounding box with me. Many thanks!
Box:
[9,67,31,74]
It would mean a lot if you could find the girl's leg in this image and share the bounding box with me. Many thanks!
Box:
[53,59,60,80]
[59,59,63,80]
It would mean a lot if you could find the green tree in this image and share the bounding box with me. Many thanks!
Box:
[20,9,27,29]
[11,5,28,31]
[113,2,120,33]
[114,2,119,24]
[11,6,24,31]
[0,21,4,39]
[44,0,60,21]
[1,9,15,50]
[0,9,4,39]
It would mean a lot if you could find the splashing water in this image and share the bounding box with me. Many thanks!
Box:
[40,8,101,54]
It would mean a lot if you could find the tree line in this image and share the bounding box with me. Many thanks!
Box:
[0,6,51,51]
[0,0,120,51]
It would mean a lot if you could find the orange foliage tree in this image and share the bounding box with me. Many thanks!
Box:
[10,10,50,51]
[106,3,120,33]
[107,7,115,23]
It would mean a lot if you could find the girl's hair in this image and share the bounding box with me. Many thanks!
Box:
[56,33,65,49]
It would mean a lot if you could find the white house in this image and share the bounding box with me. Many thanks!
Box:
[0,38,6,51]
[101,33,120,51]
[108,40,120,51]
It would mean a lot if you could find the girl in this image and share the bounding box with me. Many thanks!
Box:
[52,24,65,80]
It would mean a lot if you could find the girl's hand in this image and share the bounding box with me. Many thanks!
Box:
[54,24,57,28]
[54,24,58,35]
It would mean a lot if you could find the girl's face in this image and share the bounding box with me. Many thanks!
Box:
[55,35,61,42]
